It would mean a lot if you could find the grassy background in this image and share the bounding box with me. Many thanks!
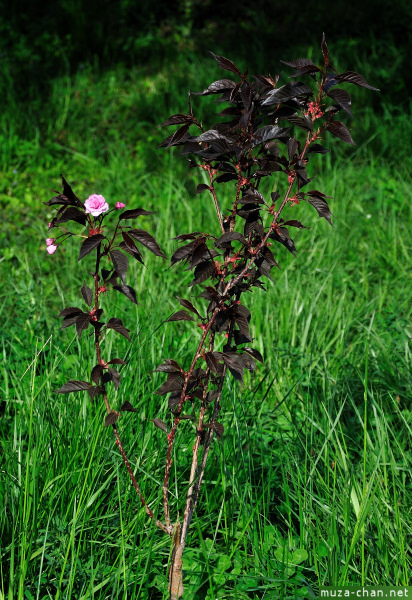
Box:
[0,37,411,600]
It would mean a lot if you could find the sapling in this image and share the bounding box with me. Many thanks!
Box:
[157,34,378,598]
[45,182,169,533]
[45,35,377,599]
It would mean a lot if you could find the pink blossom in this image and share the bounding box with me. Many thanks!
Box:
[46,239,58,254]
[115,202,126,209]
[84,194,109,217]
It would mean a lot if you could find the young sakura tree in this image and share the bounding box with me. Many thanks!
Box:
[156,35,377,598]
[44,181,168,529]
[45,35,377,599]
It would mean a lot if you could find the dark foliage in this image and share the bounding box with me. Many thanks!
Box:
[46,177,164,401]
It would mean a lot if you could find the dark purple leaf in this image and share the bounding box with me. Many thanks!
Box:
[102,372,113,385]
[110,250,129,284]
[204,421,225,440]
[262,246,280,269]
[335,71,379,91]
[54,207,86,226]
[243,188,267,205]
[56,380,92,393]
[161,113,197,127]
[60,316,78,329]
[209,53,242,76]
[104,412,119,427]
[190,243,212,270]
[155,374,184,395]
[108,358,126,365]
[127,229,166,258]
[205,352,222,374]
[158,130,190,148]
[81,283,93,306]
[120,401,138,412]
[196,183,211,194]
[327,89,352,116]
[167,123,191,148]
[176,297,202,318]
[256,257,274,280]
[193,78,237,96]
[324,74,339,92]
[308,144,330,154]
[44,195,71,207]
[168,392,182,409]
[87,385,103,400]
[233,311,251,341]
[167,310,195,322]
[154,359,182,374]
[58,306,82,318]
[270,227,297,256]
[170,241,197,266]
[326,121,355,145]
[108,368,121,390]
[78,234,104,261]
[61,176,82,206]
[113,284,140,305]
[262,83,312,106]
[120,234,144,264]
[193,130,231,144]
[285,113,313,132]
[306,191,333,225]
[283,220,308,229]
[190,261,217,286]
[150,418,168,433]
[118,208,155,222]
[216,232,247,247]
[280,57,317,69]
[107,317,130,341]
[287,138,298,161]
[252,125,288,146]
[214,172,238,184]
[91,365,104,385]
[75,313,90,339]
[221,352,245,383]
[243,347,264,363]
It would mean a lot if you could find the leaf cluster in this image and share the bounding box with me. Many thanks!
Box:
[46,178,164,401]
[155,37,378,439]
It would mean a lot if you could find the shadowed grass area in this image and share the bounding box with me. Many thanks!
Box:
[0,50,411,599]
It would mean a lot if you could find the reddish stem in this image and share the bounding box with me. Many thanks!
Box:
[93,247,169,536]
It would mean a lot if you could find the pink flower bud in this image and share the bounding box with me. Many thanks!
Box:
[115,202,126,209]
[46,244,58,255]
[84,194,109,217]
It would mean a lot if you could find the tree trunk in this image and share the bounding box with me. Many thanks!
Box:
[168,542,184,599]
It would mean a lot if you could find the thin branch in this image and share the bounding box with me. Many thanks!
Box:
[162,309,219,529]
[94,247,169,536]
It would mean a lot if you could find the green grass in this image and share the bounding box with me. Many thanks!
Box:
[0,50,411,599]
